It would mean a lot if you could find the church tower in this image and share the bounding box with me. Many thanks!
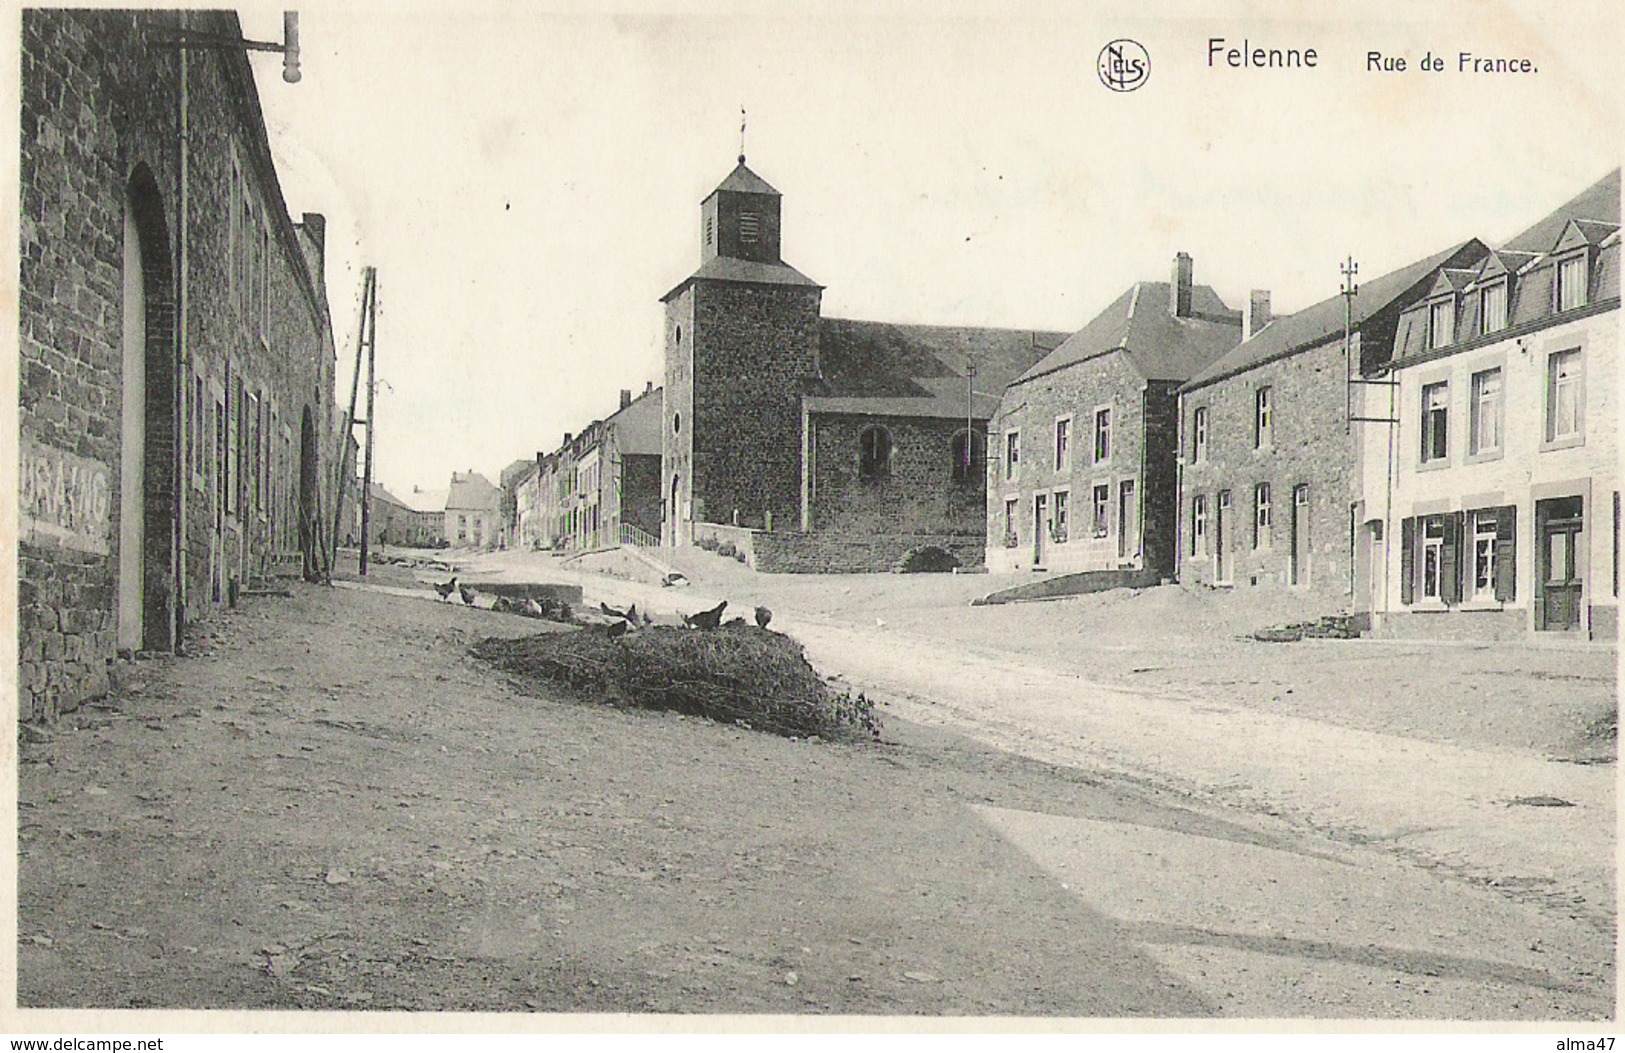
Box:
[661,155,823,545]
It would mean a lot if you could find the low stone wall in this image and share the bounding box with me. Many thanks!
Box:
[691,522,758,569]
[973,567,1160,606]
[753,531,985,575]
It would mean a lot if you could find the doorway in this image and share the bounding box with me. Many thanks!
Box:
[1215,490,1231,584]
[118,191,147,651]
[1290,484,1310,586]
[1536,496,1584,631]
[1033,492,1049,566]
[299,407,318,578]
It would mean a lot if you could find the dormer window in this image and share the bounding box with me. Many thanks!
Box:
[1428,298,1455,349]
[1556,253,1587,311]
[738,210,761,243]
[1479,280,1508,335]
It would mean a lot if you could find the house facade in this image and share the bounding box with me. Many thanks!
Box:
[1177,240,1489,604]
[444,471,500,549]
[19,10,338,720]
[988,255,1243,577]
[1365,170,1619,639]
[661,156,1063,571]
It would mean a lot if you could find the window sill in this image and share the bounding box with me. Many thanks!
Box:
[1540,434,1585,453]
[1463,448,1504,466]
[1456,598,1507,612]
[1416,457,1453,472]
[1407,599,1449,612]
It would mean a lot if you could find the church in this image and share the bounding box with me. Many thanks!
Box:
[660,156,1067,572]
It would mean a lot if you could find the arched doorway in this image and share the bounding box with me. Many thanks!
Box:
[119,166,177,652]
[300,406,319,578]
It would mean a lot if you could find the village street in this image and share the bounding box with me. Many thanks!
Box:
[17,549,1613,1022]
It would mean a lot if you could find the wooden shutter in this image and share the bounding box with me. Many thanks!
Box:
[1494,504,1517,602]
[1441,512,1464,604]
[1399,517,1415,605]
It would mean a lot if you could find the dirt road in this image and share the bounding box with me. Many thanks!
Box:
[15,564,1614,1020]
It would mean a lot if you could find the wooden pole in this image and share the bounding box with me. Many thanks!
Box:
[327,266,373,580]
[359,270,378,575]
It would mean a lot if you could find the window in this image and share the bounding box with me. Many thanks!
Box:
[858,426,893,480]
[1004,431,1020,481]
[1052,490,1069,543]
[738,210,761,243]
[1421,516,1445,599]
[1428,298,1455,349]
[1557,254,1587,311]
[1469,368,1502,455]
[951,429,984,483]
[1191,494,1208,556]
[1421,381,1449,463]
[1003,498,1018,547]
[1054,417,1071,472]
[1253,482,1271,549]
[1192,406,1208,463]
[1118,479,1137,558]
[1546,349,1582,443]
[673,412,680,435]
[1480,281,1508,334]
[1254,387,1272,448]
[1093,408,1111,463]
[1091,484,1110,538]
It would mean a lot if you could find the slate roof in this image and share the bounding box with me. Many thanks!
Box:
[1499,169,1619,253]
[368,483,410,511]
[403,487,448,515]
[606,386,663,456]
[660,255,822,302]
[445,471,500,512]
[1183,240,1488,391]
[804,318,1069,421]
[710,161,780,197]
[1011,281,1241,388]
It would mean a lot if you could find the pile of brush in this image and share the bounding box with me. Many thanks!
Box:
[471,623,882,742]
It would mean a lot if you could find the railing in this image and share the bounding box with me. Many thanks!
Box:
[619,522,660,548]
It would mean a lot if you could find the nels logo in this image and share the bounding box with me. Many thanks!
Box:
[1098,39,1150,92]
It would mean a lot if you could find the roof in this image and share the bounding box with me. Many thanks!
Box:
[709,160,780,198]
[1183,239,1488,390]
[606,386,663,456]
[805,318,1068,421]
[498,458,534,488]
[660,255,822,302]
[402,486,448,514]
[368,483,410,510]
[445,471,500,512]
[1012,281,1240,387]
[1499,169,1620,253]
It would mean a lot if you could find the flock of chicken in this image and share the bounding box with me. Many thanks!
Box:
[432,575,771,638]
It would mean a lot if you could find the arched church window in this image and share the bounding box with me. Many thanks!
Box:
[859,426,893,480]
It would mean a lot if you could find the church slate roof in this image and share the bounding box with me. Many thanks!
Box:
[709,161,780,197]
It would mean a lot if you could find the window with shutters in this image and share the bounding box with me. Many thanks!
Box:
[1402,511,1482,607]
[1421,516,1446,599]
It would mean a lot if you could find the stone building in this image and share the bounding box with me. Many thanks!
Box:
[661,157,1064,571]
[444,470,500,549]
[1364,170,1619,639]
[497,457,534,550]
[522,383,664,554]
[1176,238,1489,602]
[19,10,337,720]
[988,254,1244,579]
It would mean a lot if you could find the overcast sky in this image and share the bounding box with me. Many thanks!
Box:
[239,0,1621,499]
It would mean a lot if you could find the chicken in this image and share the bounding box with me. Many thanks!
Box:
[434,577,458,601]
[492,595,514,614]
[600,601,631,620]
[754,606,772,629]
[459,584,477,606]
[522,597,548,619]
[605,619,629,640]
[683,599,728,630]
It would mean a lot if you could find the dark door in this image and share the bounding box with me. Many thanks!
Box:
[1538,497,1583,631]
[1291,485,1310,586]
[1215,491,1231,584]
[1033,493,1048,566]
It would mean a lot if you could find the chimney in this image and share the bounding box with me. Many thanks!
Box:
[563,432,572,446]
[1170,252,1193,318]
[645,380,654,395]
[620,389,633,410]
[1245,290,1272,340]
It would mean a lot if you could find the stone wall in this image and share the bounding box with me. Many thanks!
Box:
[687,280,821,530]
[1178,338,1356,599]
[808,412,985,538]
[753,530,984,575]
[18,10,334,720]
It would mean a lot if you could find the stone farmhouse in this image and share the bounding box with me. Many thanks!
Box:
[1176,239,1490,603]
[19,10,339,719]
[1365,170,1619,639]
[987,254,1246,580]
[661,157,1066,572]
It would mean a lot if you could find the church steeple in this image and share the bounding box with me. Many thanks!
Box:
[700,156,783,266]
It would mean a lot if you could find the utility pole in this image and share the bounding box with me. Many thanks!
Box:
[328,266,375,580]
[358,269,378,575]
